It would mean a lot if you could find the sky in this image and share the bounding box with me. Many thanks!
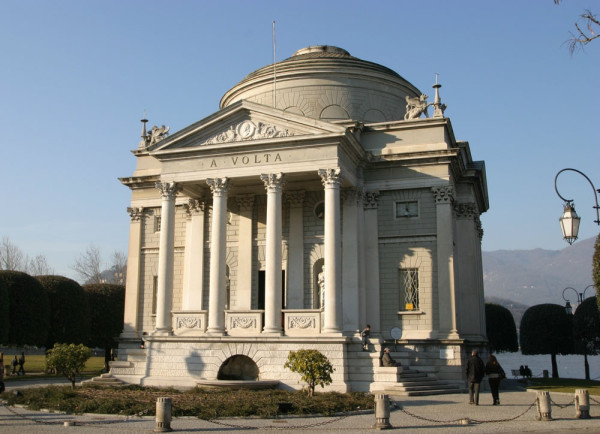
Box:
[1,0,598,281]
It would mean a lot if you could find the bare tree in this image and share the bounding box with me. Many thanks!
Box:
[72,244,103,284]
[27,254,54,276]
[555,1,599,54]
[108,250,127,284]
[0,236,25,271]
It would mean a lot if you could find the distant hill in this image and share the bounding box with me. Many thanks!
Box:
[484,296,530,329]
[482,236,596,308]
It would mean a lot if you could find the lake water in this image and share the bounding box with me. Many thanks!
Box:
[494,351,600,380]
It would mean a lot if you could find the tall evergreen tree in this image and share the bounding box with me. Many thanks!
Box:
[573,296,600,380]
[37,275,90,348]
[0,271,50,346]
[83,283,125,371]
[520,303,573,378]
[485,303,519,353]
[0,278,9,343]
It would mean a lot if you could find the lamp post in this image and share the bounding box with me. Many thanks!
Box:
[554,168,600,245]
[561,285,596,380]
[562,285,595,315]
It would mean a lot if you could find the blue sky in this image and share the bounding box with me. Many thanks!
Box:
[1,0,598,280]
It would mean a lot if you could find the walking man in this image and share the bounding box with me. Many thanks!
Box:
[466,349,485,405]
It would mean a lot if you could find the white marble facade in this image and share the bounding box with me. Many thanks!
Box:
[114,46,489,391]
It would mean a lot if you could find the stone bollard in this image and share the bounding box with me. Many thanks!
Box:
[535,391,552,421]
[575,389,590,419]
[372,393,392,430]
[155,397,173,432]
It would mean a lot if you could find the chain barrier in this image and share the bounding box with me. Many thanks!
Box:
[550,397,575,409]
[397,399,537,425]
[0,401,153,427]
[589,396,600,406]
[205,414,351,430]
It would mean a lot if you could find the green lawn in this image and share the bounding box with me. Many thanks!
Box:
[526,378,600,395]
[3,355,105,380]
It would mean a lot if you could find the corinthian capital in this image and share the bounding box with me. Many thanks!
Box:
[184,199,205,217]
[318,168,342,188]
[285,190,305,207]
[363,190,380,209]
[155,181,179,199]
[260,173,285,192]
[127,207,144,221]
[206,177,230,196]
[431,185,454,204]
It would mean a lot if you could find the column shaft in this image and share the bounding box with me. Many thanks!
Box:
[154,182,178,335]
[236,195,255,310]
[206,178,229,335]
[182,199,205,310]
[121,207,144,339]
[261,173,284,334]
[319,169,342,334]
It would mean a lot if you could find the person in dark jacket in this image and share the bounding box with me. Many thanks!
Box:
[361,324,371,351]
[466,349,485,405]
[485,354,505,405]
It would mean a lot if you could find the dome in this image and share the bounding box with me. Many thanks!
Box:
[220,45,422,123]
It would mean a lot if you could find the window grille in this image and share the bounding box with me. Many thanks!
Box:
[400,268,419,311]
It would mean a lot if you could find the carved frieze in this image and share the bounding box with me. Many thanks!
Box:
[230,316,257,329]
[201,120,293,146]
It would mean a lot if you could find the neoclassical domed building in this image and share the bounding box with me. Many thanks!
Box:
[113,45,489,393]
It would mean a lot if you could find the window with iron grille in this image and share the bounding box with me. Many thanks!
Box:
[400,268,419,311]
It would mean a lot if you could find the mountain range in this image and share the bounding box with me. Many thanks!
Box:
[482,236,597,322]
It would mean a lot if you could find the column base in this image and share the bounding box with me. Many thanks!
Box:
[152,328,173,336]
[206,328,226,336]
[321,328,343,336]
[262,328,283,336]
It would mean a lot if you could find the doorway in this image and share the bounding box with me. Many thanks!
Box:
[257,270,286,309]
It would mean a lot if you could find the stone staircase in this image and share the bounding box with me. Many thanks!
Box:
[348,344,465,396]
[82,373,125,387]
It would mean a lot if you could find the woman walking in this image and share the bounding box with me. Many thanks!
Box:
[485,354,505,405]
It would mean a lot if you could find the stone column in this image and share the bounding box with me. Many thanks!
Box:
[206,178,230,335]
[319,168,342,334]
[261,173,285,334]
[285,191,305,309]
[342,188,361,334]
[182,199,205,310]
[432,185,458,338]
[363,191,381,332]
[121,206,144,339]
[154,181,178,335]
[236,194,255,310]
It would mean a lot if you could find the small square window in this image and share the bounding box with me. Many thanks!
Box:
[395,201,419,218]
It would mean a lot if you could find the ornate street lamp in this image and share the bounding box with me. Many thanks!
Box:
[554,168,600,245]
[562,285,595,315]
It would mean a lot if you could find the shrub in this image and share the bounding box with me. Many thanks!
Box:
[284,349,334,397]
[46,343,92,388]
[0,278,8,343]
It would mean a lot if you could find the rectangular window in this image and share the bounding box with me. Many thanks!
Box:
[400,268,419,311]
[152,276,158,315]
[395,200,419,218]
[154,215,162,232]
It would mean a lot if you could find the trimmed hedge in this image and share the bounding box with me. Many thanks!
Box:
[0,271,50,346]
[37,275,90,348]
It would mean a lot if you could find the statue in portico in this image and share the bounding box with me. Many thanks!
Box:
[318,267,325,308]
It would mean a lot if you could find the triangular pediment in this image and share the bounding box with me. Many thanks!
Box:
[150,100,347,153]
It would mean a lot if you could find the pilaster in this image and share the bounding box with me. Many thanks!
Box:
[182,199,205,310]
[285,190,305,309]
[121,206,144,339]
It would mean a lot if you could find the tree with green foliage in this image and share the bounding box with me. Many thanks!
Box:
[485,303,519,353]
[46,343,92,388]
[0,271,50,346]
[573,296,600,380]
[83,283,125,371]
[520,304,573,378]
[284,349,334,397]
[0,278,8,343]
[37,275,90,348]
[593,234,600,311]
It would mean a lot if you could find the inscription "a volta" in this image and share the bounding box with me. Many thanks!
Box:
[210,153,282,168]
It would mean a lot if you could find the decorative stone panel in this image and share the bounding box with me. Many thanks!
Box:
[172,311,207,336]
[283,310,322,336]
[225,311,263,335]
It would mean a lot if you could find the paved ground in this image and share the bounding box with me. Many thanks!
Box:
[1,380,599,433]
